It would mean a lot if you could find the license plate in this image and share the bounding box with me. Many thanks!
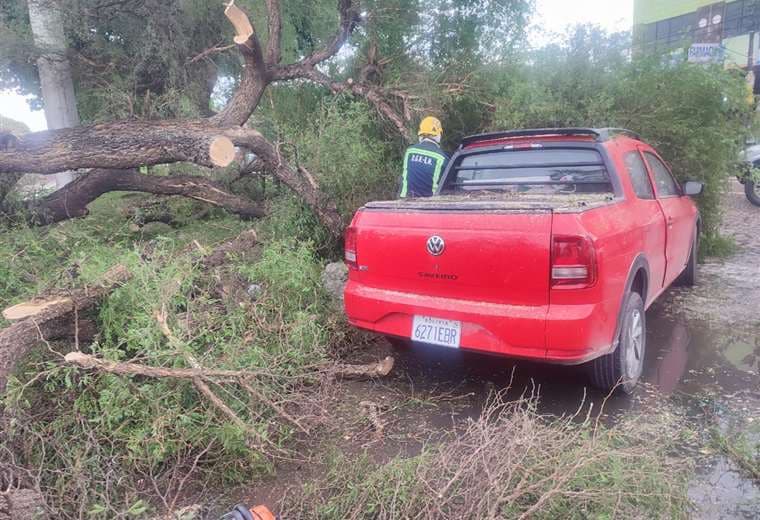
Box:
[411,316,462,349]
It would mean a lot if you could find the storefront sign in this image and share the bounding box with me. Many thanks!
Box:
[688,43,725,63]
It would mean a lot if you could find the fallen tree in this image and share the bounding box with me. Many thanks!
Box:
[0,264,131,394]
[0,0,412,235]
[0,488,45,520]
[25,168,265,224]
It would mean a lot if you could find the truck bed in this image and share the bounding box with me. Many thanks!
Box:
[363,192,617,213]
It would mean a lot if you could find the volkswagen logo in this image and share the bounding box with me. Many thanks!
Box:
[426,235,445,256]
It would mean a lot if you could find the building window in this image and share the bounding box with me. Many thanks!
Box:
[637,0,760,51]
[724,0,760,38]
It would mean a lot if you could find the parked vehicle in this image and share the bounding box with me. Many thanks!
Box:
[343,128,703,393]
[739,143,760,206]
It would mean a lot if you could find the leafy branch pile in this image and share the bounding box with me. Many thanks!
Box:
[282,394,691,519]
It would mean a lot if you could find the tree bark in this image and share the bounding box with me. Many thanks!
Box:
[27,0,80,189]
[0,489,45,520]
[0,121,235,174]
[0,265,131,394]
[0,124,343,234]
[22,169,265,224]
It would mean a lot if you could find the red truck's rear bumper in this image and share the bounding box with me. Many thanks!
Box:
[345,281,615,365]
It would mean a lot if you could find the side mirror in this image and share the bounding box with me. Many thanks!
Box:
[683,181,704,196]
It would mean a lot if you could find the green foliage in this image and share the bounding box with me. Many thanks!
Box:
[701,233,737,259]
[0,194,336,515]
[484,26,751,237]
[258,97,402,254]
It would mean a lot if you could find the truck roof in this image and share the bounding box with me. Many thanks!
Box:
[460,128,642,150]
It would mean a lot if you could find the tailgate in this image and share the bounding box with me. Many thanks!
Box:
[353,207,553,307]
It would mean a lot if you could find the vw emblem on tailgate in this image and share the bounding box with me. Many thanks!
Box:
[426,235,445,256]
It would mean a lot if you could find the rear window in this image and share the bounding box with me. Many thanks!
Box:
[444,148,613,194]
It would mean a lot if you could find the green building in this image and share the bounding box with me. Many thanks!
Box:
[634,0,760,67]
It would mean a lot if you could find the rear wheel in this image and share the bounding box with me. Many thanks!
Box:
[746,180,760,207]
[589,292,646,394]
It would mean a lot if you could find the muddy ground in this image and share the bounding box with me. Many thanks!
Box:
[235,182,759,519]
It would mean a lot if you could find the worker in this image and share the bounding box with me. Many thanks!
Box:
[400,116,449,198]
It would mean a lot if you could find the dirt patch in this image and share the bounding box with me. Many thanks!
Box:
[667,182,760,330]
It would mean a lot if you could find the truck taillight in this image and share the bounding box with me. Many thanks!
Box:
[551,235,597,287]
[344,226,358,269]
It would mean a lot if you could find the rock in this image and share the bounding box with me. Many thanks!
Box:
[322,262,348,304]
[247,283,264,301]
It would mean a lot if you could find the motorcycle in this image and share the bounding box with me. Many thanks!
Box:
[739,143,760,206]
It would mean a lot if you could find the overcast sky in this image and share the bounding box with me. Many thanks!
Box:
[530,0,634,46]
[0,0,635,133]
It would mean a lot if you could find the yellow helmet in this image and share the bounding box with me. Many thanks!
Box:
[418,116,443,138]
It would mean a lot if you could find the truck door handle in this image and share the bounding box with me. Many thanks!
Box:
[667,216,674,228]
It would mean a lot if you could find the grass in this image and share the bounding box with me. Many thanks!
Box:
[701,232,737,259]
[712,423,760,481]
[0,192,337,517]
[280,394,692,520]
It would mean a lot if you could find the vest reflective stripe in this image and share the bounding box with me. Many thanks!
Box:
[400,148,413,198]
[401,147,446,197]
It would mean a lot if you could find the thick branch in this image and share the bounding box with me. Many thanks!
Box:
[0,489,46,519]
[65,352,396,381]
[22,169,265,225]
[0,265,131,394]
[210,1,269,127]
[223,127,344,233]
[265,0,282,64]
[0,122,342,233]
[275,0,360,75]
[0,121,235,173]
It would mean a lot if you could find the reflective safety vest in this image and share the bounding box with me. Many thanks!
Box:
[400,139,449,198]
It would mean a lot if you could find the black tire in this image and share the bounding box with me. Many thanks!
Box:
[589,292,646,394]
[674,230,698,287]
[746,180,760,207]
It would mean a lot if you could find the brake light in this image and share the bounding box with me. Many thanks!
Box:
[551,235,597,287]
[344,226,358,270]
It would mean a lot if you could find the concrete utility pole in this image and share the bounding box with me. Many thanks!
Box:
[27,0,80,188]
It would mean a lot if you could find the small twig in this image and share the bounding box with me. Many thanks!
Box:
[63,352,265,380]
[186,43,235,65]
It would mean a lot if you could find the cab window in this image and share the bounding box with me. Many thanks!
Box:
[446,148,613,194]
[644,152,680,197]
[624,151,655,200]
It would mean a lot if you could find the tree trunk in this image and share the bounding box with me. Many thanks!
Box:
[27,0,80,189]
[0,489,45,520]
[0,123,343,234]
[0,265,130,394]
[0,121,235,174]
[24,169,265,224]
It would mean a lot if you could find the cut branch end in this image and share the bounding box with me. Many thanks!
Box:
[225,1,256,45]
[209,136,236,167]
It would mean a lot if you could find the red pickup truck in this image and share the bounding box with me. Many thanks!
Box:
[343,128,703,393]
